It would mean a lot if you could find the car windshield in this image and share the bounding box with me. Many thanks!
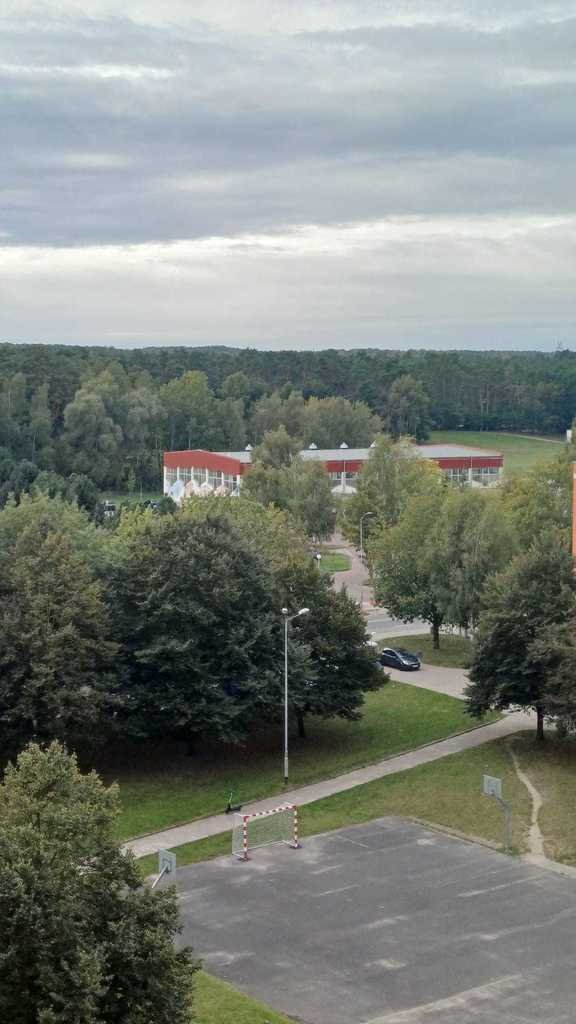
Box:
[395,649,416,657]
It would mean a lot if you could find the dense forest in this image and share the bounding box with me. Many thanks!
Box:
[1,342,574,501]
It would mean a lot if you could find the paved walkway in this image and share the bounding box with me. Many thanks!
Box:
[127,710,532,859]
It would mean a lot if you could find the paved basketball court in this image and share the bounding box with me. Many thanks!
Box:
[176,817,576,1023]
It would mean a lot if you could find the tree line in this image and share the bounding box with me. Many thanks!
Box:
[356,436,576,738]
[1,357,429,504]
[2,341,576,441]
[3,340,576,507]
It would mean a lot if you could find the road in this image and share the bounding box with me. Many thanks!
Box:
[328,535,429,638]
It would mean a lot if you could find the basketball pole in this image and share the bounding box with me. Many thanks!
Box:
[283,612,289,785]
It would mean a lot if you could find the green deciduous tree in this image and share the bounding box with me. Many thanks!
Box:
[0,521,116,753]
[0,741,196,1024]
[371,492,449,647]
[383,375,431,441]
[288,460,336,541]
[501,454,571,546]
[276,560,384,737]
[466,533,576,739]
[530,615,576,734]
[0,492,108,575]
[159,371,221,451]
[63,371,125,487]
[299,396,382,448]
[110,513,280,745]
[340,435,442,547]
[432,489,517,633]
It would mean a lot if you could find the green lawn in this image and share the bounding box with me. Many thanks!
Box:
[318,551,351,572]
[106,682,496,841]
[430,430,563,475]
[194,971,291,1024]
[383,634,472,669]
[138,734,533,875]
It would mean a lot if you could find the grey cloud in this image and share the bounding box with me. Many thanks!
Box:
[1,0,575,350]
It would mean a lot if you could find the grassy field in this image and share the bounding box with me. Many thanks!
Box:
[430,430,563,475]
[105,683,496,841]
[383,634,472,669]
[194,972,291,1024]
[138,734,533,875]
[319,551,351,572]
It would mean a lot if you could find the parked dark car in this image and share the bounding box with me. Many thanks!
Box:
[378,647,421,671]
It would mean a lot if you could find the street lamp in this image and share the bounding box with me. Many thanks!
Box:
[359,511,375,562]
[281,606,310,784]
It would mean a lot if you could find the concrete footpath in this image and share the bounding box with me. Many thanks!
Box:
[126,710,531,859]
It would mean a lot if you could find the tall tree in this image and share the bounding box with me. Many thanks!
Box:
[299,396,382,448]
[28,382,53,462]
[0,741,196,1024]
[466,533,576,739]
[288,460,336,541]
[62,371,125,487]
[159,370,222,451]
[110,513,281,745]
[383,375,431,441]
[340,435,442,548]
[371,491,449,647]
[433,489,517,633]
[0,522,116,753]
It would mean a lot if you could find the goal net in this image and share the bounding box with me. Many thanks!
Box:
[232,803,300,860]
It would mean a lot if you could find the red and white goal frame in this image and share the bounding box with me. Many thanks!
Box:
[232,803,300,860]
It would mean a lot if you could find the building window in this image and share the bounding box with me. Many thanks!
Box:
[444,467,468,486]
[472,466,500,486]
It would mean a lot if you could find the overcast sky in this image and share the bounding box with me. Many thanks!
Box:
[2,0,575,350]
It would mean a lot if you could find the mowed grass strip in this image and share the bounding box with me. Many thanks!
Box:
[511,732,576,865]
[318,551,351,572]
[382,634,472,669]
[110,682,497,841]
[138,734,533,876]
[194,971,291,1024]
[430,430,562,475]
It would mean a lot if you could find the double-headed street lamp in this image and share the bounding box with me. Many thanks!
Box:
[359,511,375,562]
[281,606,310,784]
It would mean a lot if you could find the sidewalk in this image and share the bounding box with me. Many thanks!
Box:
[126,711,531,859]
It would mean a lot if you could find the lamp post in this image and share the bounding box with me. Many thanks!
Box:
[281,606,310,784]
[359,511,375,562]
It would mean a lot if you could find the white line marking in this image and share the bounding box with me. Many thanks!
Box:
[364,973,524,1022]
[315,883,360,897]
[457,875,541,897]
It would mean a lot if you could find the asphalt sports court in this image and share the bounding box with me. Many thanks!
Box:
[176,817,576,1023]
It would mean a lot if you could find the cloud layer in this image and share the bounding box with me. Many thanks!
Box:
[1,1,575,348]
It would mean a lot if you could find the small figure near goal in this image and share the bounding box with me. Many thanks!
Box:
[232,803,300,860]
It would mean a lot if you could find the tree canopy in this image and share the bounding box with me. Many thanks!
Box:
[465,533,576,739]
[0,741,196,1023]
